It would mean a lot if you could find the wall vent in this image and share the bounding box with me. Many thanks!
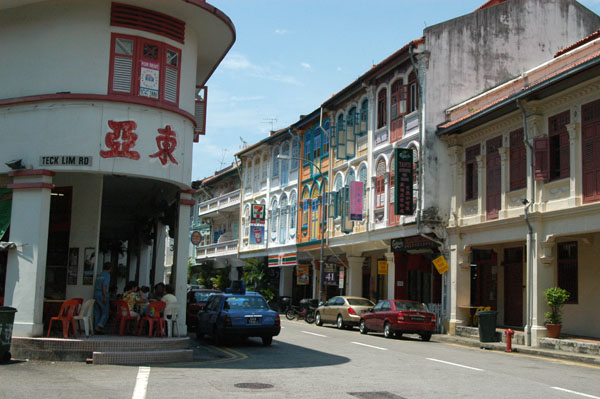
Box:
[111,3,185,44]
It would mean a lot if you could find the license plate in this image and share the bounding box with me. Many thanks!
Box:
[246,317,261,325]
[411,316,424,321]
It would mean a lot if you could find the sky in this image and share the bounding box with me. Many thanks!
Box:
[192,0,600,181]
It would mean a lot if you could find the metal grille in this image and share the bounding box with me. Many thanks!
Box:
[112,57,132,93]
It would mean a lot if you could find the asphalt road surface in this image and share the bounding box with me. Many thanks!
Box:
[1,319,599,399]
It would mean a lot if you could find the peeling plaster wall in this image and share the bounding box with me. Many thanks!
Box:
[422,0,600,220]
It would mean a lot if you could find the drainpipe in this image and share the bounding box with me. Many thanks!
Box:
[517,99,534,347]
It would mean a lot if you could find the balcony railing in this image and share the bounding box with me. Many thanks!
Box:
[195,239,239,260]
[198,189,240,216]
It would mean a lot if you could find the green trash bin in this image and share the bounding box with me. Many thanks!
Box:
[477,310,498,342]
[0,306,17,362]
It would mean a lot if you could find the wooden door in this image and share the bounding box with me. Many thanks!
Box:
[503,247,523,327]
[486,136,502,220]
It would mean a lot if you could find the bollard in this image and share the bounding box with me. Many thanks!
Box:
[505,328,514,352]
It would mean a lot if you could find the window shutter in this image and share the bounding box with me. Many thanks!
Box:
[559,132,570,179]
[390,118,403,143]
[194,86,207,142]
[534,137,550,181]
[337,119,346,159]
[346,114,356,159]
[360,102,368,136]
[113,56,133,93]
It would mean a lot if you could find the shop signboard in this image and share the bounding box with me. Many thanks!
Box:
[377,260,388,275]
[350,181,363,221]
[394,148,413,215]
[391,234,439,252]
[432,255,450,274]
[249,226,264,245]
[297,264,310,285]
[323,263,338,286]
[251,203,266,224]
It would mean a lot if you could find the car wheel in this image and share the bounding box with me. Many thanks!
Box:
[262,336,273,346]
[315,312,323,326]
[359,320,368,335]
[420,332,432,342]
[384,322,393,339]
[336,315,344,329]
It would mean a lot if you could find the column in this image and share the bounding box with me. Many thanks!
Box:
[384,252,395,300]
[529,231,554,345]
[311,260,320,300]
[476,154,486,222]
[383,172,389,224]
[153,222,167,285]
[448,143,463,226]
[279,266,293,297]
[566,121,581,207]
[172,191,195,334]
[498,146,509,218]
[525,113,544,211]
[4,170,55,337]
[138,244,152,288]
[346,256,365,297]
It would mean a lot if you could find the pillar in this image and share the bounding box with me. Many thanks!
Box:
[172,190,195,334]
[153,222,166,285]
[138,244,152,288]
[4,170,55,337]
[346,256,365,297]
[566,121,581,207]
[385,252,395,300]
[279,266,293,297]
[529,230,555,345]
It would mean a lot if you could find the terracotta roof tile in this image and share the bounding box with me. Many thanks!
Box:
[555,29,600,58]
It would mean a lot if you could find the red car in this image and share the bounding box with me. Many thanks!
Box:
[186,289,221,329]
[359,299,436,341]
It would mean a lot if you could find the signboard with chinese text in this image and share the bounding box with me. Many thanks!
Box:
[432,255,450,274]
[377,260,388,275]
[251,203,266,224]
[350,181,363,221]
[297,264,310,285]
[249,226,264,245]
[394,148,414,215]
[391,234,440,252]
[323,263,338,286]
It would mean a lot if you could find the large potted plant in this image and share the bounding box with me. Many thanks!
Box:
[543,287,570,339]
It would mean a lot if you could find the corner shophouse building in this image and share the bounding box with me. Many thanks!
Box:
[0,0,234,337]
[438,31,600,342]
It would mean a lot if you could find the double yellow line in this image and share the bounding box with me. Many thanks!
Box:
[197,345,248,365]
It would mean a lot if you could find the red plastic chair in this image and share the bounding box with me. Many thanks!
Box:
[112,300,138,335]
[71,298,84,316]
[138,301,166,337]
[46,299,78,338]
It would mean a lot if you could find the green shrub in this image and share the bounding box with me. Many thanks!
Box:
[543,287,570,325]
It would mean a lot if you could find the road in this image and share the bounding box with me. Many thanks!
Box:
[1,319,599,399]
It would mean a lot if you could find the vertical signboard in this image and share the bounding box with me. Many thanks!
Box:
[251,203,266,224]
[394,148,414,215]
[323,263,338,286]
[297,264,310,285]
[350,181,363,221]
[341,185,353,233]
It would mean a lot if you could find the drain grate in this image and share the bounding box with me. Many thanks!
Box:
[234,383,274,389]
[348,392,407,399]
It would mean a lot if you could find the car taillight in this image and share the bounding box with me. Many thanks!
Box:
[225,314,232,327]
[397,312,405,321]
[431,314,436,322]
[347,307,356,315]
[275,314,280,326]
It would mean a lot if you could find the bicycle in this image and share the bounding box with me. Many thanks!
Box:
[285,304,315,324]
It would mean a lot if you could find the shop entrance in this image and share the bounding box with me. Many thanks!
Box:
[470,249,497,310]
[44,186,73,300]
[504,247,524,327]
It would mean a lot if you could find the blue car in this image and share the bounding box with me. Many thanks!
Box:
[196,291,281,346]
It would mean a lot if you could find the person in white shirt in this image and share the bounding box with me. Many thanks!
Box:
[161,284,177,305]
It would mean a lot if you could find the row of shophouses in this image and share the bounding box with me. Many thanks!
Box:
[192,0,600,344]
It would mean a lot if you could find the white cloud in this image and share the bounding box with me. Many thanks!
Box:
[337,66,342,71]
[301,62,311,70]
[275,29,289,35]
[219,52,302,86]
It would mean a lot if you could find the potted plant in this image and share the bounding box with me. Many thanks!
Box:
[543,287,570,339]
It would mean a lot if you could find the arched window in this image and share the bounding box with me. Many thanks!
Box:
[270,198,278,242]
[345,168,356,185]
[253,156,260,190]
[281,141,290,186]
[390,79,406,143]
[310,184,320,241]
[408,71,418,113]
[377,88,387,129]
[359,99,368,136]
[375,158,386,209]
[262,153,268,179]
[272,146,280,178]
[245,160,252,186]
[289,191,297,238]
[336,113,346,159]
[358,164,368,212]
[304,129,311,161]
[301,186,309,231]
[346,107,357,158]
[334,173,343,192]
[279,194,288,244]
[291,138,300,170]
[313,126,321,160]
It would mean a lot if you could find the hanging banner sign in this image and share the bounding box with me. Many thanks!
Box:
[251,203,266,224]
[323,263,338,286]
[378,260,388,275]
[297,264,310,285]
[249,226,264,245]
[394,148,414,215]
[432,255,450,274]
[350,181,363,221]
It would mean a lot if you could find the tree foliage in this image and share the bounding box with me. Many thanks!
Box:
[242,258,277,302]
[544,287,570,325]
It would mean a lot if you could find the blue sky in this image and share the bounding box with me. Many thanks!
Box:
[192,0,600,181]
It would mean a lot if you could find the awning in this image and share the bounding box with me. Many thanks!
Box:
[0,188,11,240]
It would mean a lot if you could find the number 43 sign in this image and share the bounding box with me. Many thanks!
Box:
[251,203,265,224]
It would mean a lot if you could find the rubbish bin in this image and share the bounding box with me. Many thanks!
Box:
[477,310,498,342]
[0,306,17,362]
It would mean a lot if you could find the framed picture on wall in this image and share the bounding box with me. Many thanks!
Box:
[67,247,79,285]
[83,247,95,285]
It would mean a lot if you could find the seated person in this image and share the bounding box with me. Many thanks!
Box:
[161,284,177,306]
[150,282,165,301]
[122,281,145,319]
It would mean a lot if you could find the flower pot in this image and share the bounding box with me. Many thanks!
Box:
[546,323,562,338]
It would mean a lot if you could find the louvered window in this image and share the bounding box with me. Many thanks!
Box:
[376,159,386,209]
[509,129,526,191]
[194,86,207,142]
[465,144,480,201]
[111,3,185,44]
[109,33,182,107]
[377,89,387,129]
[548,111,570,181]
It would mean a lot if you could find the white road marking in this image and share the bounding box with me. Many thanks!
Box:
[301,331,327,337]
[551,387,600,399]
[132,366,151,399]
[427,358,483,371]
[351,342,388,351]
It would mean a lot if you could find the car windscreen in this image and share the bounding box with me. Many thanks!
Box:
[194,292,216,303]
[224,296,269,310]
[347,298,374,306]
[394,301,428,312]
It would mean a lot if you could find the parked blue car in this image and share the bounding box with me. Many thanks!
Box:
[196,291,281,346]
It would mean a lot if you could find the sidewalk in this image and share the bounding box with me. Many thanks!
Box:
[432,329,600,366]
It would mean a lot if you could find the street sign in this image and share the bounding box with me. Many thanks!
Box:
[394,148,414,215]
[433,255,450,274]
[190,230,202,245]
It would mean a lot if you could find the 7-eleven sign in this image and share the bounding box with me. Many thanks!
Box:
[251,203,265,224]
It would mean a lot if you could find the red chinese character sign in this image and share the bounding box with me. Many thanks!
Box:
[150,125,179,166]
[100,120,140,160]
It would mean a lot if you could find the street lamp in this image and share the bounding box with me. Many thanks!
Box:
[278,154,327,303]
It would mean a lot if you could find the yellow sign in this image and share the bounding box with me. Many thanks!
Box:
[432,255,449,274]
[378,260,388,275]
